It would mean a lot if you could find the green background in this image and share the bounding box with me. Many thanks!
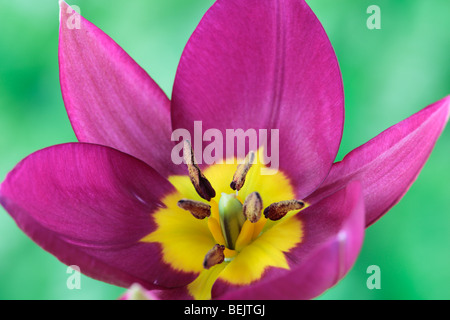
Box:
[0,0,449,300]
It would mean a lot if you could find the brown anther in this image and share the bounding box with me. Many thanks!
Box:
[183,140,216,201]
[203,244,226,269]
[230,151,255,191]
[177,199,211,220]
[264,200,305,221]
[243,192,263,223]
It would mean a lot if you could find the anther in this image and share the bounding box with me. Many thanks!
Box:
[177,199,211,220]
[230,151,255,191]
[264,200,305,221]
[183,140,216,201]
[203,244,226,269]
[243,192,263,223]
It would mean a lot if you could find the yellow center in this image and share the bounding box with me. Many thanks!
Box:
[141,151,304,300]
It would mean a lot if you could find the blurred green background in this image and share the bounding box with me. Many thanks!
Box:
[0,0,449,300]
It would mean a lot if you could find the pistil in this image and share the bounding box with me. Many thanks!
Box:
[218,193,245,250]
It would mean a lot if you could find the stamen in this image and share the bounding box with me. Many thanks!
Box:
[177,199,211,220]
[230,151,255,191]
[243,192,263,223]
[183,140,216,201]
[203,244,226,269]
[264,200,305,221]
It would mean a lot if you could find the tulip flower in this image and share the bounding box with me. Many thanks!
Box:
[1,0,448,300]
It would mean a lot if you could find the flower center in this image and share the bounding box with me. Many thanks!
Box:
[142,142,307,299]
[174,141,305,270]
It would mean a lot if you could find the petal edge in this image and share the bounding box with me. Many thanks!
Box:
[307,95,450,226]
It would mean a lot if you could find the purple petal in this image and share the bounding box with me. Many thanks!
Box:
[214,181,365,300]
[0,143,195,289]
[119,284,161,300]
[307,96,450,226]
[59,1,181,177]
[171,0,344,198]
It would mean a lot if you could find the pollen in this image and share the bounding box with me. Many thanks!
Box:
[183,140,216,201]
[177,199,211,219]
[243,192,263,223]
[203,244,226,269]
[264,200,305,221]
[230,151,255,191]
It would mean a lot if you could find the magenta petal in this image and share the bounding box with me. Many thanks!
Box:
[171,0,344,198]
[0,143,195,289]
[216,181,365,300]
[119,284,161,300]
[59,1,180,177]
[307,96,450,226]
